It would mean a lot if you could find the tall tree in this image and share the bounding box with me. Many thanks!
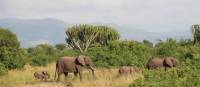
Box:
[95,26,120,45]
[0,28,19,48]
[0,28,25,69]
[66,24,120,54]
[192,24,200,44]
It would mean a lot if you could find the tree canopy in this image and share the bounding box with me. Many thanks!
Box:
[0,29,19,48]
[65,24,120,54]
[0,28,25,69]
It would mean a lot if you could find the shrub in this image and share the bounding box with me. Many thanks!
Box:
[28,44,59,66]
[0,28,26,69]
[88,40,153,67]
[0,63,7,76]
[129,67,200,87]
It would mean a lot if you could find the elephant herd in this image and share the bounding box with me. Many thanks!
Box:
[34,56,179,81]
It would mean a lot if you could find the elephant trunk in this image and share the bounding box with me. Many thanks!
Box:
[88,65,95,77]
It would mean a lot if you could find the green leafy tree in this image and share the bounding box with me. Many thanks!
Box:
[0,28,25,69]
[95,26,120,45]
[66,24,120,54]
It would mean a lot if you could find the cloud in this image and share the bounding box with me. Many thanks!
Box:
[1,0,200,32]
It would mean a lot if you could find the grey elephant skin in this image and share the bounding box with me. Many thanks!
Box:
[147,57,179,70]
[55,56,94,81]
[119,66,142,75]
[34,70,50,81]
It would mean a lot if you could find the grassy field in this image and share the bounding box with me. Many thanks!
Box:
[0,63,143,87]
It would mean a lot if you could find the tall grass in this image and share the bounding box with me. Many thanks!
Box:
[0,63,142,87]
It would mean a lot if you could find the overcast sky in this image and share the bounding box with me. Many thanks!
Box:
[1,0,200,33]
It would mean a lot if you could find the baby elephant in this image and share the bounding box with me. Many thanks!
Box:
[119,66,142,75]
[34,70,50,81]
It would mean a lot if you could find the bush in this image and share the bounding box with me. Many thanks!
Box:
[129,39,200,87]
[154,39,178,57]
[28,44,59,66]
[88,40,153,67]
[0,63,7,76]
[0,29,26,69]
[129,67,200,87]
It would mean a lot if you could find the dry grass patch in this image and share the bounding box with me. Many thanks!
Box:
[0,63,143,87]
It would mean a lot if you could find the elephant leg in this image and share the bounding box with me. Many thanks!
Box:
[78,70,83,81]
[88,65,95,77]
[57,72,62,82]
[64,72,68,81]
[74,72,78,77]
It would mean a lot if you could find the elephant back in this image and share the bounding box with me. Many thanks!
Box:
[147,58,164,69]
[57,57,77,72]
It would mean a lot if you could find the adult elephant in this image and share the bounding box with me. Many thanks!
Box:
[147,57,179,70]
[55,55,94,81]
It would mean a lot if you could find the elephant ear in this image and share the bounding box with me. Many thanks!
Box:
[76,56,86,66]
[164,58,173,67]
[84,56,92,66]
[172,58,179,66]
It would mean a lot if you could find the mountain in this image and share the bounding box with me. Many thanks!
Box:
[0,18,192,47]
[0,18,69,47]
[163,30,192,40]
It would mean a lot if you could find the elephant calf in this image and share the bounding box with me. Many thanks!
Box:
[34,70,50,81]
[119,66,142,75]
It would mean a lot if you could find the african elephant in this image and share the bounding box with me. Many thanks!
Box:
[55,55,94,81]
[147,57,179,70]
[34,70,50,81]
[119,66,142,75]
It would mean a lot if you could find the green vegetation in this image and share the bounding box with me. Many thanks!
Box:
[88,40,152,67]
[0,28,26,71]
[66,24,119,54]
[0,63,7,76]
[129,41,200,87]
[27,44,60,66]
[0,24,200,87]
[129,67,200,87]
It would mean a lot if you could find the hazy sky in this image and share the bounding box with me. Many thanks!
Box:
[1,0,200,33]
